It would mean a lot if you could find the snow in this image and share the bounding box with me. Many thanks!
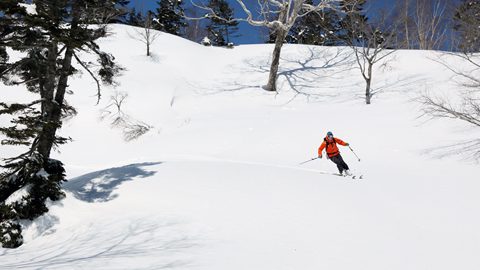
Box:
[36,169,49,178]
[201,36,211,46]
[1,24,480,269]
[18,3,37,15]
[3,234,11,242]
[5,184,32,206]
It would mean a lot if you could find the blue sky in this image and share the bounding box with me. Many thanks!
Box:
[128,0,411,44]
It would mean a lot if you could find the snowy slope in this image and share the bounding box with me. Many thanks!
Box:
[1,24,479,269]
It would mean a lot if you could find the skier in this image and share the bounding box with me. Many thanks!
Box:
[318,131,351,176]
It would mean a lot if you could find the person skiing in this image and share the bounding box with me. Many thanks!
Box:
[318,131,351,176]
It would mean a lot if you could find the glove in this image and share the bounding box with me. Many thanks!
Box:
[346,143,350,146]
[318,154,322,159]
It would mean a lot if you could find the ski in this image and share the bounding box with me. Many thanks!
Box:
[333,173,364,179]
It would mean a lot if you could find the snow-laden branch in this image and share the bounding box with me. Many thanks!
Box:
[189,0,339,30]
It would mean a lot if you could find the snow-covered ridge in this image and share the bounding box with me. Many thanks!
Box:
[0,24,479,270]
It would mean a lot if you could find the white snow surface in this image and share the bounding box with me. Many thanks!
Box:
[1,24,480,269]
[18,3,37,15]
[5,184,32,206]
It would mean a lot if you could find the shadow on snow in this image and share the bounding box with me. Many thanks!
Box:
[63,162,162,203]
[0,218,197,269]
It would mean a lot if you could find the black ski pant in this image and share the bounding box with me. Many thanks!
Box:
[329,154,349,174]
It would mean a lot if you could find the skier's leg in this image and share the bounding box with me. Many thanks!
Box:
[335,154,351,176]
[337,154,350,171]
[330,155,343,174]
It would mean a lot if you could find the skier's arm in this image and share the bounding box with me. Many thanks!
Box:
[318,142,326,157]
[335,138,349,146]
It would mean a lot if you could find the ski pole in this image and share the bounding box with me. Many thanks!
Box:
[348,146,361,162]
[299,157,319,165]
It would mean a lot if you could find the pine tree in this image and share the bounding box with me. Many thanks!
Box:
[338,0,368,45]
[126,7,145,27]
[155,0,187,36]
[0,0,122,248]
[110,0,131,24]
[206,0,239,46]
[453,0,480,52]
[287,1,343,46]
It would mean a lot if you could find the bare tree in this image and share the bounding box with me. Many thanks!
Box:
[421,52,480,160]
[421,91,480,127]
[343,9,397,104]
[100,92,153,141]
[419,1,480,160]
[130,11,161,56]
[393,0,454,50]
[423,52,480,124]
[412,0,449,50]
[420,86,480,161]
[184,8,209,42]
[392,0,413,49]
[193,0,340,92]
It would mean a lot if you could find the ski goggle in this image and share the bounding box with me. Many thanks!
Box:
[327,134,333,138]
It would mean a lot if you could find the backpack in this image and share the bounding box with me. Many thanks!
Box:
[324,137,336,148]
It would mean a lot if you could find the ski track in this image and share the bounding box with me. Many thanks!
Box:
[163,156,350,177]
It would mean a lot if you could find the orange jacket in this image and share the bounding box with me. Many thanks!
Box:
[318,137,347,157]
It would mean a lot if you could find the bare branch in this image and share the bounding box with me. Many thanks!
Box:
[73,52,102,104]
[420,51,480,160]
[99,92,153,141]
[420,94,480,127]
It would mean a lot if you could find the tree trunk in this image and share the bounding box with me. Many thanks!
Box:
[365,78,371,104]
[37,46,75,162]
[37,42,58,161]
[225,25,229,44]
[404,0,410,49]
[365,62,373,105]
[37,2,80,164]
[264,28,286,92]
[40,43,58,114]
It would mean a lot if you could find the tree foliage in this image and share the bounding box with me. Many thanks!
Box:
[0,0,123,248]
[206,0,239,46]
[287,1,343,46]
[453,0,480,52]
[155,0,187,36]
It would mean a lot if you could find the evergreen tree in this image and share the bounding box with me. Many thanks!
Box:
[110,0,131,24]
[0,0,122,248]
[206,0,239,46]
[287,1,343,46]
[155,0,187,36]
[338,0,368,45]
[453,0,480,52]
[127,7,145,27]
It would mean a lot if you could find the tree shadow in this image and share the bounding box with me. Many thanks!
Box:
[422,138,480,163]
[192,46,358,103]
[63,162,162,203]
[276,46,356,102]
[190,46,425,105]
[0,218,198,269]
